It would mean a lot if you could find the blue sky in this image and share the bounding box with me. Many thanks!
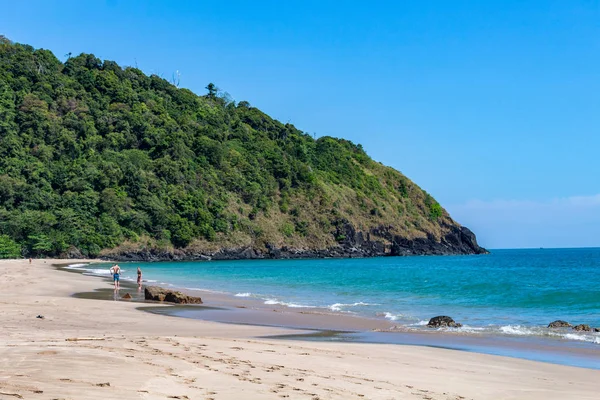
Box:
[1,0,599,248]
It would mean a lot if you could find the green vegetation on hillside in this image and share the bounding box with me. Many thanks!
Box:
[0,36,451,258]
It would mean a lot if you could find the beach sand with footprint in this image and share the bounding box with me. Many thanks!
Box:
[0,259,598,400]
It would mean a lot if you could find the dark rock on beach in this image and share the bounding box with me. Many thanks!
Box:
[144,286,166,301]
[548,320,572,328]
[595,328,600,333]
[572,324,592,332]
[144,286,202,304]
[427,316,462,328]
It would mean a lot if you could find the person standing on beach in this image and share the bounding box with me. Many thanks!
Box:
[109,264,121,290]
[137,267,143,289]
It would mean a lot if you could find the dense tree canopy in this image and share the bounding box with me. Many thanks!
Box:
[0,38,450,258]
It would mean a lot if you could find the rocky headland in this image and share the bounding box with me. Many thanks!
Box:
[0,38,487,261]
[100,222,487,261]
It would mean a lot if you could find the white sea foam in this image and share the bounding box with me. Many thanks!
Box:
[263,299,315,308]
[494,326,600,345]
[392,320,600,345]
[287,303,316,308]
[562,333,590,342]
[184,287,227,294]
[65,263,88,269]
[329,303,343,312]
[499,325,536,336]
[84,268,112,275]
[328,302,376,312]
[413,320,429,326]
[383,312,398,321]
[549,332,600,344]
[378,313,423,323]
[454,325,486,334]
[235,292,253,297]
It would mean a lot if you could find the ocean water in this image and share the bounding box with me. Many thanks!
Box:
[72,248,600,345]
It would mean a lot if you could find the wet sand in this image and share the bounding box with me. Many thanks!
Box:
[1,259,599,399]
[69,263,600,370]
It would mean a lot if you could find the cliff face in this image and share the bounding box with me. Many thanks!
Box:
[0,37,486,260]
[102,222,487,261]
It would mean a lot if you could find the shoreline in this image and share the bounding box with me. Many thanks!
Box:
[1,259,599,399]
[65,261,600,370]
[61,262,396,332]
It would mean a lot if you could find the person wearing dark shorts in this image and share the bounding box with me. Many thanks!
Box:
[137,267,143,288]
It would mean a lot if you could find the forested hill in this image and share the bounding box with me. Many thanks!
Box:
[0,37,486,260]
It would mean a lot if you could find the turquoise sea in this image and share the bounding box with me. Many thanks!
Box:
[72,248,600,346]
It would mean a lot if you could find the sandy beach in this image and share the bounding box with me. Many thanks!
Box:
[1,259,598,400]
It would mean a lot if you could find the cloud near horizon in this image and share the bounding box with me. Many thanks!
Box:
[446,194,600,249]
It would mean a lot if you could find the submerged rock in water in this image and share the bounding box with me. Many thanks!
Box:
[572,324,591,332]
[144,286,202,304]
[121,293,132,299]
[547,320,572,328]
[427,316,462,328]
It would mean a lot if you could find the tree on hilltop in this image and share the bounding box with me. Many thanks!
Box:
[206,82,217,98]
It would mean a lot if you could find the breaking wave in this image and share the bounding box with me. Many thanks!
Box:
[328,302,378,312]
[264,299,316,308]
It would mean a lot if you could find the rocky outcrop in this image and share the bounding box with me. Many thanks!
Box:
[102,220,487,261]
[377,224,488,256]
[102,248,210,262]
[572,324,592,332]
[548,321,598,332]
[548,320,572,328]
[144,286,202,304]
[145,286,166,301]
[60,246,83,259]
[427,316,462,328]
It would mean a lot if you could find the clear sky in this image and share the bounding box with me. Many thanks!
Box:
[2,0,599,248]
